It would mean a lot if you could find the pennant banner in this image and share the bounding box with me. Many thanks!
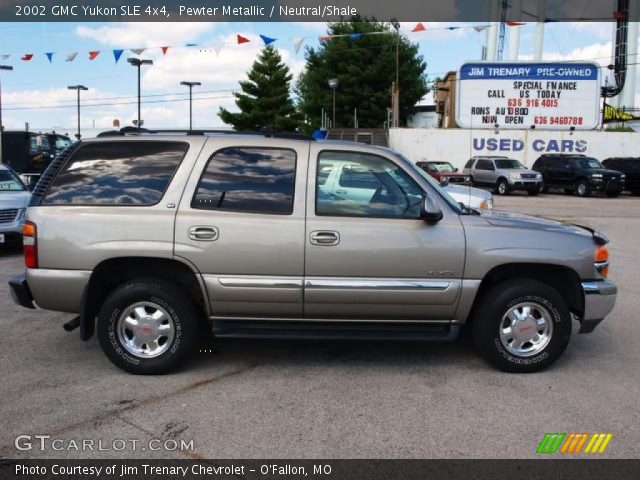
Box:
[473,25,490,32]
[161,46,169,55]
[412,23,426,32]
[130,48,146,55]
[1,54,9,60]
[603,103,640,123]
[212,41,224,56]
[89,51,100,60]
[65,52,78,62]
[113,49,123,63]
[21,54,33,61]
[293,37,305,54]
[237,34,250,44]
[260,35,277,46]
[45,52,54,63]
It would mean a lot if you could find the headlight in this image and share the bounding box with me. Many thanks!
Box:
[508,173,521,180]
[621,174,626,179]
[536,173,542,179]
[479,199,493,210]
[592,173,603,178]
[464,176,471,182]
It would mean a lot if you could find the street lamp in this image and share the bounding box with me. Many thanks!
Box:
[390,19,401,128]
[67,85,88,140]
[127,58,153,130]
[328,78,338,128]
[180,81,201,130]
[0,65,13,133]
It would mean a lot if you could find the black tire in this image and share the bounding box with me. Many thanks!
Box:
[564,188,575,195]
[632,190,640,197]
[97,278,201,374]
[539,180,548,194]
[496,178,510,196]
[575,180,591,197]
[472,279,571,373]
[470,176,477,187]
[527,189,539,196]
[606,191,620,198]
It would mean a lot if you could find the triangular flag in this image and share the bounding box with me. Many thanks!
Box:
[350,33,364,40]
[89,51,100,60]
[45,52,54,63]
[260,34,277,46]
[1,54,10,60]
[237,34,250,44]
[613,11,627,20]
[293,38,305,54]
[473,25,490,32]
[113,49,123,63]
[21,54,33,61]
[212,41,224,56]
[319,35,333,41]
[65,52,78,62]
[130,48,146,55]
[412,23,426,32]
[185,43,197,47]
[506,21,525,26]
[448,26,460,30]
[161,46,169,55]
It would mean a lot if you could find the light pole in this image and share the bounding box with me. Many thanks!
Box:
[127,58,153,129]
[67,85,88,140]
[391,19,401,128]
[0,65,13,164]
[180,81,201,130]
[328,78,338,128]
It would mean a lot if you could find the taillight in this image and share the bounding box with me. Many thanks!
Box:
[23,221,38,269]
[594,245,609,277]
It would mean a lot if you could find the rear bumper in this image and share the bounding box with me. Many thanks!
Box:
[579,280,617,333]
[8,273,35,309]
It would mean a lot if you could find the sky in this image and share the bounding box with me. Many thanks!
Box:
[0,21,635,134]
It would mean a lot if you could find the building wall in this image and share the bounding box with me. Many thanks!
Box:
[389,128,640,169]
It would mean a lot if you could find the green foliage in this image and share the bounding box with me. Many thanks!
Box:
[219,46,301,131]
[296,17,429,129]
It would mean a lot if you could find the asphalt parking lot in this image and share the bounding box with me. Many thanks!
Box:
[1,192,639,460]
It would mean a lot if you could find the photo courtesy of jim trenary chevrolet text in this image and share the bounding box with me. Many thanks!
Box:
[0,0,639,478]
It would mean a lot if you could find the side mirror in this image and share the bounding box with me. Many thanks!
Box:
[454,168,459,172]
[421,196,443,222]
[439,177,450,187]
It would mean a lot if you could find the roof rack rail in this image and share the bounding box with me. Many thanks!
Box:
[96,127,314,141]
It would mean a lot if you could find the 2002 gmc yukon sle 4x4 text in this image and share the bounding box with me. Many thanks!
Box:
[9,131,617,374]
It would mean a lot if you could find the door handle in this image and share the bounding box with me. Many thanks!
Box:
[310,230,340,246]
[189,226,219,241]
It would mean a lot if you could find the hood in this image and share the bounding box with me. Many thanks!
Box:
[0,190,31,210]
[444,184,491,200]
[506,168,538,174]
[589,168,623,177]
[481,210,593,239]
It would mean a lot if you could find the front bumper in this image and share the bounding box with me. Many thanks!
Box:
[579,280,617,333]
[508,179,541,190]
[9,273,35,309]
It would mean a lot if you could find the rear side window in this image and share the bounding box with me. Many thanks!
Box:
[43,141,188,206]
[192,147,296,215]
[464,159,475,169]
[476,159,493,170]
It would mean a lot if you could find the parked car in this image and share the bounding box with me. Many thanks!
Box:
[1,130,72,175]
[463,156,542,195]
[532,154,625,198]
[602,157,640,196]
[0,164,30,247]
[415,161,471,185]
[9,131,617,374]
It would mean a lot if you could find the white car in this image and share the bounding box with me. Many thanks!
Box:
[443,183,494,210]
[0,164,30,247]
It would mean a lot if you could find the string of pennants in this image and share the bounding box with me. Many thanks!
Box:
[0,22,527,63]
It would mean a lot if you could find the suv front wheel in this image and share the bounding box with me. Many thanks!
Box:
[97,278,201,374]
[496,179,510,195]
[472,279,571,373]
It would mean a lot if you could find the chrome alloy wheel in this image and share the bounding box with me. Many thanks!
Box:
[117,301,175,358]
[499,302,553,357]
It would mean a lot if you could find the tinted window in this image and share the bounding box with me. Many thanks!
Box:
[316,151,423,218]
[0,169,26,191]
[464,159,475,168]
[476,159,494,170]
[495,159,524,169]
[192,147,296,215]
[43,141,188,205]
[559,158,573,169]
[575,157,602,169]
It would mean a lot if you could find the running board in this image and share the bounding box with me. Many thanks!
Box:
[212,320,460,342]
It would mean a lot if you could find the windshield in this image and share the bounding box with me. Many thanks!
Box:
[0,169,27,191]
[429,162,455,173]
[55,136,72,151]
[495,159,525,169]
[575,157,603,169]
[389,150,463,213]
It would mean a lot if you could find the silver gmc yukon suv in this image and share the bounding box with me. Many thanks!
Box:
[8,131,617,374]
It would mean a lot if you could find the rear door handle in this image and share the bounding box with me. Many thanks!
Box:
[310,230,340,246]
[189,226,219,241]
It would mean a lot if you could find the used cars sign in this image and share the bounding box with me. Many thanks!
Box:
[456,62,601,131]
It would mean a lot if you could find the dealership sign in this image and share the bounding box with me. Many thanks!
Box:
[456,62,601,130]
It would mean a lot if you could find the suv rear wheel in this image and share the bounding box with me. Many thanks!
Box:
[575,180,591,197]
[472,279,571,373]
[97,278,201,374]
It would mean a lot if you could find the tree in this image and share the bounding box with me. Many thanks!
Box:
[219,46,300,131]
[296,17,429,130]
